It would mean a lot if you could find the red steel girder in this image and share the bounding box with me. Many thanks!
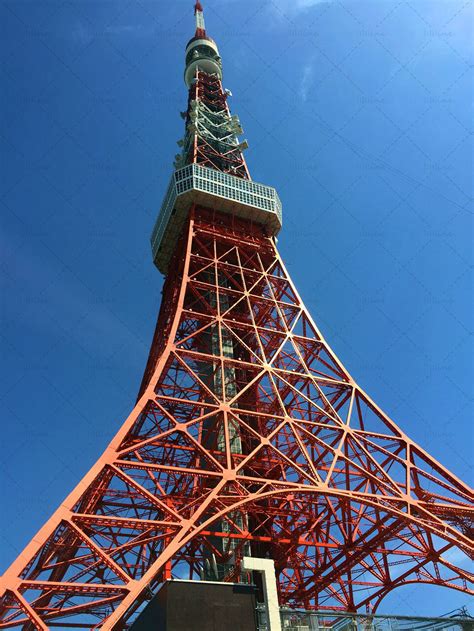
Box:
[1,207,472,629]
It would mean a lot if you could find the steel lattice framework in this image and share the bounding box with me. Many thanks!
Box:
[1,3,472,630]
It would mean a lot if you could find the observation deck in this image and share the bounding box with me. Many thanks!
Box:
[151,163,282,274]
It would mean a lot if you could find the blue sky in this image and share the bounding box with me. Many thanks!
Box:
[1,0,473,618]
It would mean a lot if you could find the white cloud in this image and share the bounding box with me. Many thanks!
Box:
[299,61,314,102]
[268,0,330,14]
[219,0,330,16]
[291,0,328,7]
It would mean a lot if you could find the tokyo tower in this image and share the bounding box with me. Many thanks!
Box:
[1,2,473,629]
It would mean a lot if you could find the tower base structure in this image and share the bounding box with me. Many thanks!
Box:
[130,580,257,631]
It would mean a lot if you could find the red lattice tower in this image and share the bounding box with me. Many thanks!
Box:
[1,3,472,629]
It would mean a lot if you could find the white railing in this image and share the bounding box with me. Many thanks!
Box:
[256,606,474,631]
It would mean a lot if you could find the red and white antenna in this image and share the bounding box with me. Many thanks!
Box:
[184,0,222,86]
[194,1,206,37]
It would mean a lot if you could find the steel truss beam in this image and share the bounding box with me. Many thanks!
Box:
[1,207,472,629]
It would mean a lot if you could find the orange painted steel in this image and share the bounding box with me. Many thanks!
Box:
[0,206,472,629]
[1,3,473,630]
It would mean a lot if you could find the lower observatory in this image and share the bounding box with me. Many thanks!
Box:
[0,2,472,630]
